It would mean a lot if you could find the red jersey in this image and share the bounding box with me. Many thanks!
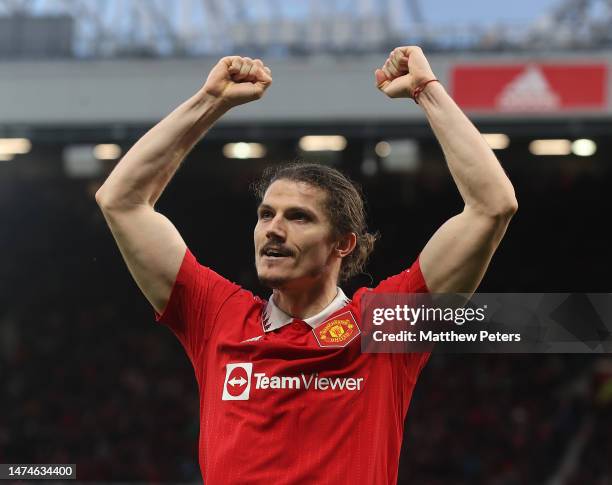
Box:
[156,248,430,485]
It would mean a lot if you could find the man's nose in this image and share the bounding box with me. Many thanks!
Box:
[266,215,287,240]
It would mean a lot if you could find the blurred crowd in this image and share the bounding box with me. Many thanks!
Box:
[1,150,611,483]
[402,354,611,484]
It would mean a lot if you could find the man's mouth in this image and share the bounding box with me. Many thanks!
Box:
[261,246,293,259]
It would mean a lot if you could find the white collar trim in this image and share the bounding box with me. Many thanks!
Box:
[262,288,350,332]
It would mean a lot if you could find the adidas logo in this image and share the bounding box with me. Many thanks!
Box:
[497,65,560,111]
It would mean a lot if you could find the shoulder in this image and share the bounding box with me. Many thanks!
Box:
[350,258,429,303]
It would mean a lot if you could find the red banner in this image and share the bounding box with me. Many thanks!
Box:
[451,64,607,112]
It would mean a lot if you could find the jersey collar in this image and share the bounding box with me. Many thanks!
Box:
[262,288,350,332]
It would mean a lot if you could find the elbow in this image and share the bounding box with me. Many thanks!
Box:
[487,200,517,227]
[94,186,120,212]
[94,187,109,209]
[95,185,151,212]
[489,185,518,220]
[94,186,127,212]
[467,193,518,222]
[491,197,517,241]
[497,196,518,220]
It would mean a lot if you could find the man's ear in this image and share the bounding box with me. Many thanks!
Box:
[336,233,357,258]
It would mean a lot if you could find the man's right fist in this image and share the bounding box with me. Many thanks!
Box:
[203,56,272,108]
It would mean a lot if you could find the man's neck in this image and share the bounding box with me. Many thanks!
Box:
[272,280,340,320]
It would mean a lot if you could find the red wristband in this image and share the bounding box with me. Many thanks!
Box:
[412,79,440,104]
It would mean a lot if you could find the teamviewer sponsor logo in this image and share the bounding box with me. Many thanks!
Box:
[222,362,364,401]
[222,363,253,401]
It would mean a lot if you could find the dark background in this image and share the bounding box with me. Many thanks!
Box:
[1,127,611,483]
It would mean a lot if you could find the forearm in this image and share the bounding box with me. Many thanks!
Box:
[418,82,517,216]
[96,89,228,210]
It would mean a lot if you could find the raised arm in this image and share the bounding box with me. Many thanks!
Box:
[376,46,517,294]
[95,56,272,313]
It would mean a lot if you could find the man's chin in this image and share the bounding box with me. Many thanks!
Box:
[257,273,289,289]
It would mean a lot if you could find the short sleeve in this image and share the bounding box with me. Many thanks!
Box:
[373,255,429,294]
[369,255,431,384]
[154,248,241,361]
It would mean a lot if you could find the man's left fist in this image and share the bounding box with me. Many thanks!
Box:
[375,46,436,99]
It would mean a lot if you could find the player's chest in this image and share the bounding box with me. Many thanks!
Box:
[207,310,373,402]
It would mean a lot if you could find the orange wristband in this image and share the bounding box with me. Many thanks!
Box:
[413,79,440,104]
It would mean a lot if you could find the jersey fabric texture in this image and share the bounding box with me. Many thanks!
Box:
[155,248,430,485]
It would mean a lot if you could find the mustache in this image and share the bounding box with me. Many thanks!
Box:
[260,242,294,257]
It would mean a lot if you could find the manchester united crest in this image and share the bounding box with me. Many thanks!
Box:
[314,311,360,348]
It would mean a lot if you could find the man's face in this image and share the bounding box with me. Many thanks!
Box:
[254,179,339,289]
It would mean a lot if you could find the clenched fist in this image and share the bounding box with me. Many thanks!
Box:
[375,46,436,100]
[203,56,272,109]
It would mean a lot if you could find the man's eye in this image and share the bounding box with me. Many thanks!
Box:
[292,213,309,221]
[259,211,273,219]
